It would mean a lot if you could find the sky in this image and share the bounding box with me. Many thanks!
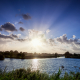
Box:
[0,0,80,54]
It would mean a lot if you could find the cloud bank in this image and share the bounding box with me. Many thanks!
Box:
[0,28,80,53]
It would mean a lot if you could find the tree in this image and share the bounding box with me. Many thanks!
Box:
[55,53,58,58]
[0,54,4,60]
[64,51,72,58]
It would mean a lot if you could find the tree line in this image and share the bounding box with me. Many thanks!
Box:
[0,50,80,60]
[64,51,80,59]
[0,50,25,60]
[0,50,63,60]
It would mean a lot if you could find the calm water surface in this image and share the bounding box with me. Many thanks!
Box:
[0,57,80,75]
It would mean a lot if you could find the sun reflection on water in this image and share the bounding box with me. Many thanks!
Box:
[33,59,38,62]
[32,59,38,70]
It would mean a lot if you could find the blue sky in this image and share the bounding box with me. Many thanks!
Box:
[0,0,80,53]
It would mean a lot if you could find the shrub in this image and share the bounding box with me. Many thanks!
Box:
[0,53,4,60]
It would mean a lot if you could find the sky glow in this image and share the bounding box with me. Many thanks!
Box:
[0,0,80,54]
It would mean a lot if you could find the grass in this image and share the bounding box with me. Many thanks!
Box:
[0,68,80,80]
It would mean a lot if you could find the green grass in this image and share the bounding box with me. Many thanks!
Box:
[0,68,80,80]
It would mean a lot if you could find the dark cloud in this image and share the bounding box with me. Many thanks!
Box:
[0,33,27,43]
[18,21,23,24]
[1,22,17,32]
[17,39,26,42]
[19,27,25,31]
[0,27,2,31]
[22,14,31,20]
[0,33,19,40]
[10,34,18,38]
[0,34,13,40]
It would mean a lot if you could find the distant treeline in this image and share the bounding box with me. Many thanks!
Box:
[0,50,64,60]
[0,50,25,60]
[1,50,80,60]
[65,51,80,59]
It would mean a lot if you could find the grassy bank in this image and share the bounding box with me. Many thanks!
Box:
[0,68,80,80]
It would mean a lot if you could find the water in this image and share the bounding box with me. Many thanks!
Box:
[0,57,80,75]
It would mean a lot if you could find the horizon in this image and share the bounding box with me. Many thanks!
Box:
[0,0,80,54]
[0,50,77,54]
[0,50,69,54]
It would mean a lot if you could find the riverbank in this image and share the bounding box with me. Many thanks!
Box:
[0,51,63,60]
[0,68,80,80]
[0,55,61,60]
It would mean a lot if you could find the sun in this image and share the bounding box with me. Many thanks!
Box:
[31,38,42,47]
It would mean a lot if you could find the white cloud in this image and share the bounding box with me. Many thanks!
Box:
[14,22,18,24]
[17,34,21,37]
[73,35,76,39]
[46,29,50,34]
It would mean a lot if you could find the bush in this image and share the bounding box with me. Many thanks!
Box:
[0,53,4,60]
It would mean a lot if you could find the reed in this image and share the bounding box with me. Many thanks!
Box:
[0,67,80,80]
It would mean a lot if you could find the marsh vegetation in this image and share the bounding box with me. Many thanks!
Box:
[0,67,80,80]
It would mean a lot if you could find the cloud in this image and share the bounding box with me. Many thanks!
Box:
[18,21,23,24]
[17,34,21,37]
[55,34,80,52]
[17,39,26,42]
[47,39,54,46]
[22,14,31,20]
[10,34,18,38]
[1,28,80,53]
[28,29,45,39]
[46,29,50,34]
[56,34,79,44]
[0,33,22,40]
[14,22,18,24]
[1,22,17,32]
[27,29,55,46]
[73,35,76,39]
[0,39,11,44]
[19,27,25,31]
[72,45,80,51]
[0,33,13,40]
[0,27,2,31]
[49,39,54,43]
